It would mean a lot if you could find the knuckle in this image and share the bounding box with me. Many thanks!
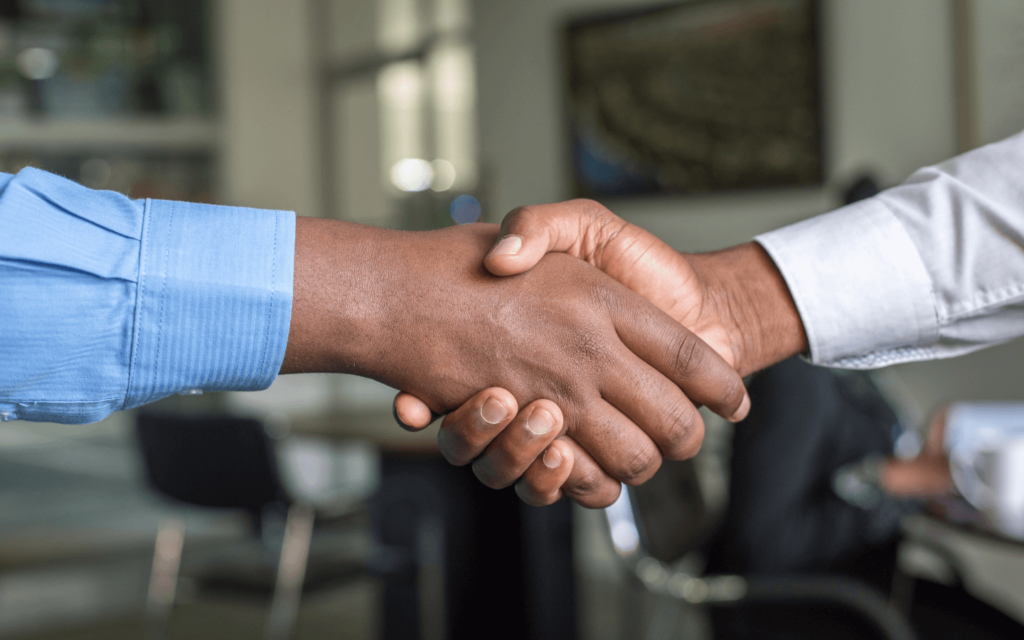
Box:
[573,198,603,210]
[573,199,628,253]
[570,326,607,362]
[572,198,612,221]
[672,333,707,380]
[471,459,505,490]
[586,273,618,304]
[437,427,478,467]
[549,378,578,409]
[443,449,473,467]
[662,407,705,460]
[501,442,535,474]
[720,375,747,413]
[592,493,620,509]
[618,442,662,485]
[563,464,605,500]
[577,484,621,509]
[503,205,540,232]
[514,482,546,507]
[516,477,560,507]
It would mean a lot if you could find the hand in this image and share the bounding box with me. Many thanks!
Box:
[283,217,749,507]
[880,405,954,497]
[483,199,807,376]
[395,200,806,505]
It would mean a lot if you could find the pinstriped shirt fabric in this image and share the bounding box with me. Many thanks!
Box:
[0,167,295,424]
[757,130,1024,370]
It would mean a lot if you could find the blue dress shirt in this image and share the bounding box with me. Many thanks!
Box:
[0,167,295,424]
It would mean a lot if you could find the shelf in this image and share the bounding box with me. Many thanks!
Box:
[0,117,220,154]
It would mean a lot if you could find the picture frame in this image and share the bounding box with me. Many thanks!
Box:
[563,0,824,198]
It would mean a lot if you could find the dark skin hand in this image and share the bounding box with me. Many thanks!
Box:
[395,200,808,506]
[283,216,750,507]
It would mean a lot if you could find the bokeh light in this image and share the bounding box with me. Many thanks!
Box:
[16,48,59,80]
[390,158,434,192]
[430,159,457,191]
[450,194,481,224]
[80,158,112,190]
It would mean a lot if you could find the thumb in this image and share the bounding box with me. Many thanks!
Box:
[393,391,438,431]
[483,210,554,277]
[484,199,620,277]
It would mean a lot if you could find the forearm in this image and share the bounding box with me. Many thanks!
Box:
[689,242,808,377]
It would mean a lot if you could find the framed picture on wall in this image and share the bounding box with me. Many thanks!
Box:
[563,0,823,198]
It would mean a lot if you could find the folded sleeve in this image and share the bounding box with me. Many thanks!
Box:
[0,167,295,423]
[755,198,939,367]
[757,130,1024,369]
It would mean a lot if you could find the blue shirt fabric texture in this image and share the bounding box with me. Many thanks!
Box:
[0,167,295,424]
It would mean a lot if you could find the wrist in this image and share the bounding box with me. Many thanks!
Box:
[689,242,807,376]
[282,217,393,376]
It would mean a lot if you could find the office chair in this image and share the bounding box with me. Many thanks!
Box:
[604,360,919,640]
[606,469,915,640]
[135,412,322,640]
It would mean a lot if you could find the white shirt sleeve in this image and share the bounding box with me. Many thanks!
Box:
[755,129,1024,369]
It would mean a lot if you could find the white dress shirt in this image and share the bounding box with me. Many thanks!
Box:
[756,130,1024,369]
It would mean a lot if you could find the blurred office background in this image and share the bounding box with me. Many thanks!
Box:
[1,0,1023,638]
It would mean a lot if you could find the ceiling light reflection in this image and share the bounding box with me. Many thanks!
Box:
[390,158,434,192]
[430,159,457,191]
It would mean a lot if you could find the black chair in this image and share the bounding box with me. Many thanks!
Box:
[604,360,918,640]
[607,467,915,640]
[136,412,316,640]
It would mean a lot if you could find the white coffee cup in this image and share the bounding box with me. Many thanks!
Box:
[946,402,1024,539]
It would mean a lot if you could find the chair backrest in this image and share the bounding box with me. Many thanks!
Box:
[136,412,286,512]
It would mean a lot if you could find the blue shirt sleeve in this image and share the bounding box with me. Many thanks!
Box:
[0,167,295,424]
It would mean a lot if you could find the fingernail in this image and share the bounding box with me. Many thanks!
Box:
[490,235,522,257]
[543,447,562,469]
[481,397,508,424]
[527,407,554,435]
[728,393,751,423]
[393,403,411,430]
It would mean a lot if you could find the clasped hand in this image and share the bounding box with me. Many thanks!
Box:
[284,212,750,509]
[387,200,796,508]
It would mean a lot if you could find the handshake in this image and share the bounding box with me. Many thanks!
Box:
[283,199,808,508]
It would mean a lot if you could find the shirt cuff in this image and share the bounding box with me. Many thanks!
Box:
[755,198,938,368]
[124,199,295,409]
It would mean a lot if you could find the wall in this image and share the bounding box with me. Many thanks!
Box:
[216,0,320,217]
[473,0,959,243]
[472,0,1024,411]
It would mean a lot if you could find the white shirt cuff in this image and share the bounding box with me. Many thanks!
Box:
[755,198,938,368]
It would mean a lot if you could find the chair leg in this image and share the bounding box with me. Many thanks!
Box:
[417,515,447,640]
[266,504,315,640]
[145,517,186,640]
